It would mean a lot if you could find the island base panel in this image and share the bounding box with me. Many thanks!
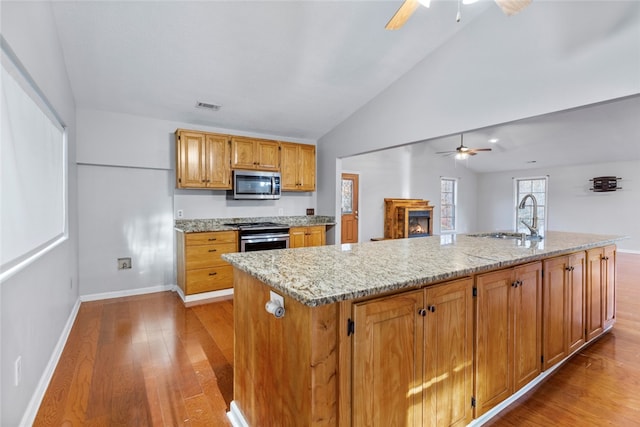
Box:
[233,269,338,426]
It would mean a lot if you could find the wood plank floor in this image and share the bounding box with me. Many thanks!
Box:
[35,253,640,426]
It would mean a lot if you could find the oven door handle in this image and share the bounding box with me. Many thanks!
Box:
[240,233,290,242]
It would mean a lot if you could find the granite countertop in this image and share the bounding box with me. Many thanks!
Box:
[222,231,625,307]
[175,215,335,233]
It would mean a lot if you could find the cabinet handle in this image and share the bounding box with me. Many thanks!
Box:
[209,272,217,276]
[512,280,523,287]
[208,238,217,241]
[418,308,427,317]
[565,266,575,272]
[428,305,436,313]
[602,256,609,261]
[208,249,217,252]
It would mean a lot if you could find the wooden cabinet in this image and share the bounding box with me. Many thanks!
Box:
[175,130,231,189]
[542,252,586,370]
[586,245,617,340]
[475,262,542,416]
[352,278,473,427]
[280,142,316,191]
[230,136,279,171]
[289,225,325,248]
[176,230,237,295]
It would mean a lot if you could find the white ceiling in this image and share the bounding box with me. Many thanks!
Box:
[50,1,640,172]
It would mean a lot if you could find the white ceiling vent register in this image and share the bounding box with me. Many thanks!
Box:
[195,101,221,111]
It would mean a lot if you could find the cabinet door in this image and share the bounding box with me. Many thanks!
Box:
[289,227,306,248]
[255,139,279,170]
[542,256,568,370]
[603,245,616,330]
[424,278,473,427]
[567,252,586,353]
[231,137,257,169]
[176,131,207,188]
[205,134,231,189]
[279,143,299,190]
[298,144,316,191]
[475,269,513,416]
[586,248,604,341]
[306,226,325,247]
[512,262,542,391]
[353,291,424,427]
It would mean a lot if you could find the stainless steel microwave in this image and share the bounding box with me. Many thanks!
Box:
[232,170,281,200]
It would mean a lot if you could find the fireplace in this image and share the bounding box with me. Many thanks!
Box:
[384,198,434,239]
[407,209,431,238]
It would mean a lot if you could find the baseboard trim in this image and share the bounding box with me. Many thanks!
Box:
[227,401,249,427]
[176,287,234,306]
[19,297,82,427]
[619,249,640,255]
[79,284,176,302]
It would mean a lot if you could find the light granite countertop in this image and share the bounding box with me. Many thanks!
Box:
[175,215,335,233]
[222,231,625,307]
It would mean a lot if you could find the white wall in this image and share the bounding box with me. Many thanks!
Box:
[76,108,317,296]
[1,2,79,425]
[342,143,480,242]
[317,1,640,242]
[477,161,640,252]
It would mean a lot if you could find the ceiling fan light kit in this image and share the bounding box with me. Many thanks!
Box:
[385,0,532,30]
[435,134,492,159]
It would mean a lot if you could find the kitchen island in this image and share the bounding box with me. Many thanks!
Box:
[222,231,624,426]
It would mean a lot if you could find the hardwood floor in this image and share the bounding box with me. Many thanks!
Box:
[34,293,234,426]
[35,253,639,426]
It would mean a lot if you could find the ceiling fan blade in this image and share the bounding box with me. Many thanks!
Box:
[494,0,532,16]
[469,148,493,152]
[435,150,457,155]
[385,0,420,30]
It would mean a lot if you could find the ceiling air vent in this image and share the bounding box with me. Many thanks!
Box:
[195,101,221,111]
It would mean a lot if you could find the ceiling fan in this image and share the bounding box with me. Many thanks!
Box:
[385,0,532,30]
[436,134,492,159]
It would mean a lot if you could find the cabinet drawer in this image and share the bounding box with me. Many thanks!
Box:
[186,231,237,246]
[186,265,234,294]
[186,242,238,269]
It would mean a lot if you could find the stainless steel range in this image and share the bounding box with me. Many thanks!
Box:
[225,222,290,252]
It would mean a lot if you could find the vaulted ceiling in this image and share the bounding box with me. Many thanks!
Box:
[50,1,640,171]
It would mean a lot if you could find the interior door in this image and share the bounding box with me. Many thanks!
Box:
[341,173,359,243]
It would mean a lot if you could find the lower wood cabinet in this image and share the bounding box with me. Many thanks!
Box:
[176,230,238,295]
[352,277,473,427]
[289,225,326,248]
[475,262,542,416]
[542,252,586,370]
[586,245,616,340]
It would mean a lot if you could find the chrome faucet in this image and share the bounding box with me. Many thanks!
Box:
[518,193,539,238]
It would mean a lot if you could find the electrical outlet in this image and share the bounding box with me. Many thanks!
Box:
[118,258,132,270]
[177,209,184,218]
[278,208,284,216]
[14,356,21,387]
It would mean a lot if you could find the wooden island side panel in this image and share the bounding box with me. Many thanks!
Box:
[233,269,339,426]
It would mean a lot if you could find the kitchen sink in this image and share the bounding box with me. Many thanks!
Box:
[468,232,543,241]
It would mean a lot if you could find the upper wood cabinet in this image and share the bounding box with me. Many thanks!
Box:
[231,136,279,171]
[352,277,473,427]
[542,252,586,370]
[280,142,316,191]
[475,262,542,416]
[175,130,231,189]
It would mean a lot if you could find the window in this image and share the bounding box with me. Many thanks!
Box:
[440,178,457,233]
[515,177,547,235]
[1,37,67,280]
